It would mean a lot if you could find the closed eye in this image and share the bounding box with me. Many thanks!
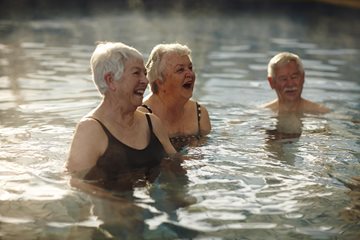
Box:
[277,77,287,82]
[176,67,185,73]
[291,73,300,80]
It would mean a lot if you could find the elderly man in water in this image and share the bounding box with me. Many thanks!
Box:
[262,52,330,114]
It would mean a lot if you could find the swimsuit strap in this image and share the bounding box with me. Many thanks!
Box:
[196,102,201,136]
[87,116,109,133]
[142,102,200,135]
[88,115,154,134]
[145,113,153,132]
[141,104,153,113]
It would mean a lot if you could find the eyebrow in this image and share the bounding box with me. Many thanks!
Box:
[174,62,192,68]
[130,66,144,71]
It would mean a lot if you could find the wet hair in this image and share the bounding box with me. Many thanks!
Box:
[146,43,191,94]
[267,52,304,79]
[90,41,143,95]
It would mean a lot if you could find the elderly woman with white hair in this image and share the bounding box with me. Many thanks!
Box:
[66,42,177,194]
[139,43,211,150]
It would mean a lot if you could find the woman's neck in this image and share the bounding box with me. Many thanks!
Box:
[158,92,187,109]
[96,98,137,128]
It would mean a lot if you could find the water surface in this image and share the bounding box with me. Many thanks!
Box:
[0,3,359,239]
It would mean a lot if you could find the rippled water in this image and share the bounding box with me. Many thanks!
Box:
[1,4,360,240]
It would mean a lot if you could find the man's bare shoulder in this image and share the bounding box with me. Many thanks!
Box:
[260,99,278,112]
[302,99,330,114]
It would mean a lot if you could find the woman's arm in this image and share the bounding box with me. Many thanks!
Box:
[148,114,177,155]
[66,118,106,174]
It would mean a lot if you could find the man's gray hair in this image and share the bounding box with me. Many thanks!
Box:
[267,52,304,79]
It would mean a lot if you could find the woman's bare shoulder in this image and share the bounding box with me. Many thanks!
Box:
[71,117,108,152]
[67,117,106,174]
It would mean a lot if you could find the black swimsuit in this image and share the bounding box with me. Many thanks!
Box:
[84,114,165,191]
[142,102,202,150]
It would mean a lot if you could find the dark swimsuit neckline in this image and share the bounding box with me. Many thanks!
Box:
[88,114,155,151]
[141,102,202,138]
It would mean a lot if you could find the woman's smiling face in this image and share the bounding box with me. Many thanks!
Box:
[117,57,148,108]
[160,52,195,100]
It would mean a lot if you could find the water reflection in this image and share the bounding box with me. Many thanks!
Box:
[334,175,360,224]
[266,113,303,141]
[0,43,25,107]
[0,2,359,239]
[69,157,196,239]
[264,113,303,165]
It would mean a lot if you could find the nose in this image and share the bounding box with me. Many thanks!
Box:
[186,68,195,78]
[285,77,294,86]
[141,73,149,85]
[281,76,295,86]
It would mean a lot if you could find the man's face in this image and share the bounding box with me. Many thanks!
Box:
[268,61,304,103]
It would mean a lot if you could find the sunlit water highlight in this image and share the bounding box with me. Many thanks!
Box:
[0,6,359,240]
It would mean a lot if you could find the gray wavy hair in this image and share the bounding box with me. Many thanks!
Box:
[267,52,304,79]
[146,43,191,94]
[90,41,143,95]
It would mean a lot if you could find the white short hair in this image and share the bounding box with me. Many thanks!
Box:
[90,42,143,95]
[267,52,304,79]
[146,43,191,94]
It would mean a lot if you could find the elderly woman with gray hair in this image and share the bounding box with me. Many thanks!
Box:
[139,43,211,150]
[66,42,177,195]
